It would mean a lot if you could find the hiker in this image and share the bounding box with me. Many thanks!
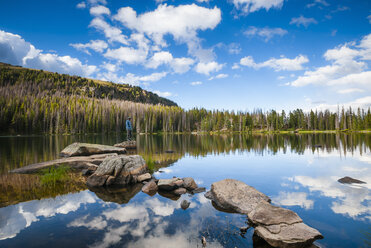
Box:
[126,117,133,140]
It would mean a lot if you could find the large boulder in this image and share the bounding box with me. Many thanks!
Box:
[205,179,270,214]
[114,140,137,149]
[60,142,126,157]
[87,155,147,187]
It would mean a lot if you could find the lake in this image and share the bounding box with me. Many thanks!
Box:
[0,133,370,248]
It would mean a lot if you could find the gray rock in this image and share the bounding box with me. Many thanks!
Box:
[137,173,152,182]
[86,174,109,187]
[87,155,147,187]
[157,178,179,191]
[254,222,323,248]
[183,177,198,190]
[181,200,190,210]
[206,179,270,214]
[105,176,116,186]
[338,176,366,184]
[173,187,187,195]
[142,180,158,195]
[81,167,96,176]
[114,140,137,149]
[60,142,126,157]
[174,179,184,187]
[248,201,302,226]
[192,187,206,194]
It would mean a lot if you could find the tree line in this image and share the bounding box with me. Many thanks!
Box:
[0,63,370,134]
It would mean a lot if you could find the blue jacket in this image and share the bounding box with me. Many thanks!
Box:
[126,119,132,130]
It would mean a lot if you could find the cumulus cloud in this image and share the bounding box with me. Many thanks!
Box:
[89,17,129,45]
[89,5,110,16]
[195,61,224,75]
[208,73,228,80]
[231,0,284,14]
[306,0,329,8]
[146,51,195,74]
[290,15,318,27]
[309,96,371,112]
[76,2,86,9]
[244,26,287,41]
[104,46,148,64]
[70,40,108,54]
[153,90,172,97]
[337,88,365,94]
[240,55,309,71]
[289,33,371,92]
[0,30,98,77]
[272,192,314,209]
[190,81,203,86]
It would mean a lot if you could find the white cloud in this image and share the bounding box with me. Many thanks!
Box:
[0,30,98,77]
[232,63,240,70]
[306,0,329,8]
[104,46,148,64]
[125,72,167,85]
[89,17,129,45]
[337,88,365,94]
[232,0,284,14]
[88,0,107,5]
[289,33,371,91]
[240,55,309,71]
[227,43,241,54]
[153,90,172,97]
[76,2,86,9]
[113,4,220,61]
[190,81,203,86]
[146,51,195,74]
[309,96,371,112]
[272,192,314,209]
[244,26,287,41]
[70,40,108,54]
[290,15,318,27]
[195,61,223,75]
[209,73,228,80]
[89,5,110,16]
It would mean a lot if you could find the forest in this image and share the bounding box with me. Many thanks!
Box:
[0,63,370,134]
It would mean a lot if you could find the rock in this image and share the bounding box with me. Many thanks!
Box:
[182,177,198,190]
[157,178,179,191]
[254,222,323,248]
[105,176,116,186]
[10,153,117,174]
[181,200,190,210]
[81,167,96,176]
[158,190,180,201]
[60,142,126,157]
[137,173,152,182]
[192,187,206,194]
[142,180,158,196]
[338,176,366,184]
[90,183,142,204]
[248,201,302,226]
[87,155,147,187]
[206,179,270,214]
[86,174,109,187]
[173,187,187,195]
[174,179,184,187]
[114,140,137,149]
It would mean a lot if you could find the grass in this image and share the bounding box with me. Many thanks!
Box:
[145,157,156,173]
[39,165,70,186]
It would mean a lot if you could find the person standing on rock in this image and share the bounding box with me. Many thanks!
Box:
[126,117,133,140]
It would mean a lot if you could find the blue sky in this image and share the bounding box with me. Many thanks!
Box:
[0,0,370,111]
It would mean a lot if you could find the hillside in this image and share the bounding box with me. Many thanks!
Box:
[0,63,177,107]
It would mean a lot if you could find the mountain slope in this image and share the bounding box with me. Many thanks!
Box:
[0,62,177,107]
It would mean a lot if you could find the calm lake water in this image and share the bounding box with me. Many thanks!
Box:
[0,133,370,248]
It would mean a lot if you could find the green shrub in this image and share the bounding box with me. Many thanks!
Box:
[39,165,70,186]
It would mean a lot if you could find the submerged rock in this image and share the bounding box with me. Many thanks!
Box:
[60,142,126,157]
[87,155,147,187]
[142,180,158,196]
[338,176,366,184]
[182,177,198,191]
[205,179,270,214]
[181,200,191,210]
[114,140,137,149]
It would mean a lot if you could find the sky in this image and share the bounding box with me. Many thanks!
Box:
[0,0,370,111]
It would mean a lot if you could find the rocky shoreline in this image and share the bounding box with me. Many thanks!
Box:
[11,142,324,247]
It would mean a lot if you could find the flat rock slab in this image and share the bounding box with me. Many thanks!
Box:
[206,179,270,214]
[10,153,117,174]
[255,222,323,248]
[114,140,137,149]
[248,201,302,226]
[158,178,181,191]
[137,173,152,182]
[60,142,126,157]
[338,176,366,184]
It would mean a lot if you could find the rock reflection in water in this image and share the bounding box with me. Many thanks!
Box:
[89,184,143,204]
